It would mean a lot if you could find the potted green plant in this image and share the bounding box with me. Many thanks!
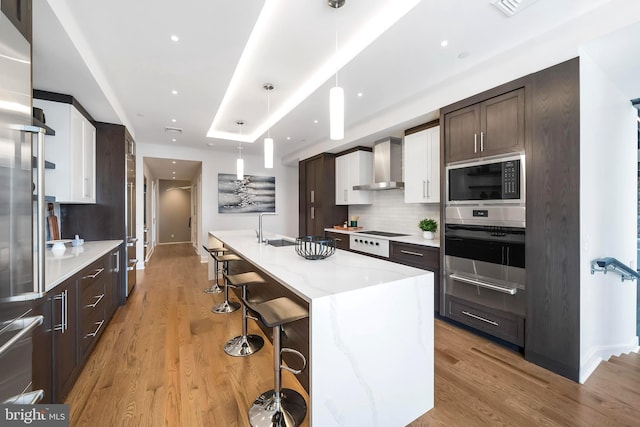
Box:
[419,218,438,240]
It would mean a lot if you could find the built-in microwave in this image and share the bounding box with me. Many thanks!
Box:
[446,154,525,205]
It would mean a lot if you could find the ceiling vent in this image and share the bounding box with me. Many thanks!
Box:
[164,126,183,134]
[491,0,540,17]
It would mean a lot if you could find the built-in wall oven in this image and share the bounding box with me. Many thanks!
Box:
[444,153,526,347]
[444,223,526,346]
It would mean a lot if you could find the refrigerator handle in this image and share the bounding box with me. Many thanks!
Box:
[18,125,47,297]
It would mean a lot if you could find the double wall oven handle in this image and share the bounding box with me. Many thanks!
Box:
[480,131,485,152]
[449,273,517,295]
[474,133,477,153]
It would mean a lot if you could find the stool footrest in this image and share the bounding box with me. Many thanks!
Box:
[280,348,307,375]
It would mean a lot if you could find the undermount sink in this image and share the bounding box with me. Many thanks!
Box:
[267,239,296,247]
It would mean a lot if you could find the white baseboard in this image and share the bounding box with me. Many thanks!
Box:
[579,336,640,383]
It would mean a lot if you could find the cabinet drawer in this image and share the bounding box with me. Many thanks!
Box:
[80,276,105,308]
[79,257,107,288]
[390,242,439,270]
[445,295,524,346]
[325,231,349,251]
[79,306,105,355]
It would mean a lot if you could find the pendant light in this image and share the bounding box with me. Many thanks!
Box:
[329,0,345,141]
[236,120,244,180]
[263,83,274,169]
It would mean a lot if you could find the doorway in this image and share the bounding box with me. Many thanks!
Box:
[158,179,192,244]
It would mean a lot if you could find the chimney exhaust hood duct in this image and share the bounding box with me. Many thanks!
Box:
[353,137,404,191]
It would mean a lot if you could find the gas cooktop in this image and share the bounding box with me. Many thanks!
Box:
[354,231,409,237]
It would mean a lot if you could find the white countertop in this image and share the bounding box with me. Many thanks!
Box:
[324,228,440,248]
[45,240,122,292]
[209,230,430,302]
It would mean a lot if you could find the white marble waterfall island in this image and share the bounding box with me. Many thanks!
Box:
[209,230,434,426]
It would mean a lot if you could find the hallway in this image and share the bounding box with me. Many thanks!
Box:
[66,244,640,426]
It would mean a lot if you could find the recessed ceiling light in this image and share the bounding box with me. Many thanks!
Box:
[171,90,178,95]
[171,118,177,122]
[170,35,179,42]
[314,120,318,124]
[172,171,176,174]
[172,177,175,180]
[357,92,363,97]
[172,161,176,164]
[440,40,448,48]
[172,138,176,142]
[286,137,291,140]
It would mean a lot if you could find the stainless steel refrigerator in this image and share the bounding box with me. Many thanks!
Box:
[0,7,47,404]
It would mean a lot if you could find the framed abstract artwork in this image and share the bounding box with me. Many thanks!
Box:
[218,173,276,213]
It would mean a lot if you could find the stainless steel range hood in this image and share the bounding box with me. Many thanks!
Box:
[353,137,404,191]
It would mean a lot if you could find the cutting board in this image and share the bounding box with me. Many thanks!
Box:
[333,225,363,231]
[48,203,60,241]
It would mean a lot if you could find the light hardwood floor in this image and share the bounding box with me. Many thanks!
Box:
[67,244,640,426]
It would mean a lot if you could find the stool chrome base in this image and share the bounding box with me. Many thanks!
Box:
[211,300,240,314]
[203,282,222,294]
[248,389,306,427]
[224,334,264,357]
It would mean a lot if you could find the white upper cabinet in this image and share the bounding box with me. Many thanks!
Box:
[404,126,440,204]
[34,99,96,204]
[335,150,373,205]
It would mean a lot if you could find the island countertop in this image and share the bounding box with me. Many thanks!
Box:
[209,229,430,302]
[209,229,434,426]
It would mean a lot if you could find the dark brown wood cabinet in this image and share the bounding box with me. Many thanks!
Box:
[50,250,118,402]
[524,58,580,381]
[325,231,349,250]
[298,153,347,237]
[51,276,78,402]
[389,241,440,313]
[444,88,525,163]
[1,0,32,42]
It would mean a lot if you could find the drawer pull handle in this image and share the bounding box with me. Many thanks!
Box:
[462,310,498,326]
[83,268,104,280]
[400,250,424,257]
[86,294,104,308]
[85,320,105,338]
[449,273,517,295]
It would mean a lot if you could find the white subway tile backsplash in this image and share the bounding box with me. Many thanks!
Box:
[348,191,440,236]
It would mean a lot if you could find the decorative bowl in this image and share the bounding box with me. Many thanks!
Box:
[295,236,336,260]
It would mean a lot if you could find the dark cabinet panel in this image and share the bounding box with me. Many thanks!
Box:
[325,231,349,250]
[444,105,479,163]
[32,295,53,403]
[390,242,440,313]
[481,89,525,158]
[444,88,525,163]
[51,278,78,402]
[1,0,32,42]
[446,295,524,347]
[299,153,347,237]
[524,58,580,381]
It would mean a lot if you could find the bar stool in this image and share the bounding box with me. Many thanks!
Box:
[242,296,309,427]
[211,254,242,314]
[222,271,266,357]
[202,245,229,294]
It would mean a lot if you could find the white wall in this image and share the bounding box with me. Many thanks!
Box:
[579,53,639,383]
[134,143,298,265]
[349,192,440,237]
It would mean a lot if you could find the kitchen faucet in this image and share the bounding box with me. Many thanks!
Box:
[258,212,277,243]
